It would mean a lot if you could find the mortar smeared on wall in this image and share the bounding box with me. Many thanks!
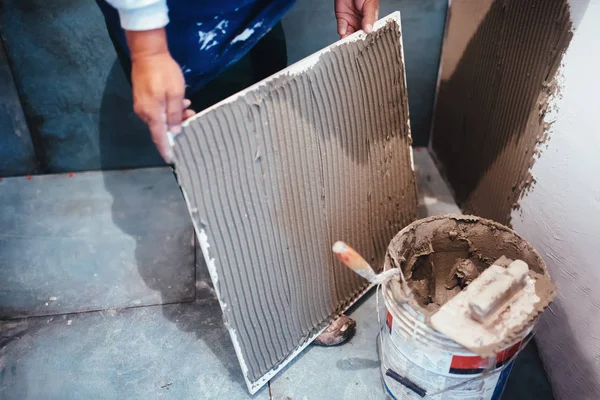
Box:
[430,0,574,225]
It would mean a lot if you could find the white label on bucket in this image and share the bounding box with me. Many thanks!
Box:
[382,333,503,400]
[387,314,455,375]
[382,312,522,400]
[384,367,502,400]
[386,312,520,377]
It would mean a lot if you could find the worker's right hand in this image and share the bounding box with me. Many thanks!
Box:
[125,28,193,162]
[131,51,188,162]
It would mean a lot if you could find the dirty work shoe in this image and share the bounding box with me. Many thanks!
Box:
[313,315,356,346]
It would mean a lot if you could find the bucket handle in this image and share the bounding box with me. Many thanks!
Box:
[385,369,427,397]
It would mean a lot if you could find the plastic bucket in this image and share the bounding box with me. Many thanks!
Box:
[379,215,550,400]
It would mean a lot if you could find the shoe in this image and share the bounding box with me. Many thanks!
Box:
[313,315,356,346]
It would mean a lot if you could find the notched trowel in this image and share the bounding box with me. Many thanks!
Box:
[429,257,556,356]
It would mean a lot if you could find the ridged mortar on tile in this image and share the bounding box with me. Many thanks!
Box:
[173,13,417,393]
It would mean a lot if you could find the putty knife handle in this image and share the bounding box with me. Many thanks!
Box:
[332,241,377,282]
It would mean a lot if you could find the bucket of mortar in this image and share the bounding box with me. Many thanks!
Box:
[378,214,550,400]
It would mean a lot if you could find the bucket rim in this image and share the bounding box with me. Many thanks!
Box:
[384,214,551,315]
[384,213,549,274]
[381,214,541,355]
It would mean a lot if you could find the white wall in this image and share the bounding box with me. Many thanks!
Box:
[511,2,600,398]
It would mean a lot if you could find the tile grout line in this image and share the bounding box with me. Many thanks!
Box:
[0,297,214,323]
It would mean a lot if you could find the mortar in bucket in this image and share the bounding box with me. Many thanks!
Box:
[378,214,555,400]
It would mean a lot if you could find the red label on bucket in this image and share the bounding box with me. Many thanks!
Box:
[449,341,522,375]
[495,341,521,368]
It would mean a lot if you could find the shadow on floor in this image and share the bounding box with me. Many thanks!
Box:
[97,25,289,395]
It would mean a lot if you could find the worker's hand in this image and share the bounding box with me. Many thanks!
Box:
[334,0,379,38]
[131,52,187,162]
[126,28,192,163]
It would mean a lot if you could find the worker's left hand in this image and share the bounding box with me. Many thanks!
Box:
[334,0,379,38]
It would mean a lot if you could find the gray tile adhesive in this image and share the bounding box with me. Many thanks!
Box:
[172,12,417,393]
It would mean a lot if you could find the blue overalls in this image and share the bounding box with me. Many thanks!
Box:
[97,0,295,95]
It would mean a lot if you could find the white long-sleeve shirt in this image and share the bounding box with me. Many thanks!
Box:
[105,0,169,31]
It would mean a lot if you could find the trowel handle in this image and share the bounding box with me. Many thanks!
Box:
[332,241,377,282]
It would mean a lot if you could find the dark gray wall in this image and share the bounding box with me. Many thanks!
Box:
[0,38,37,177]
[0,0,162,175]
[0,0,447,176]
[282,0,448,146]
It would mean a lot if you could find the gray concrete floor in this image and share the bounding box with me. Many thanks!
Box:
[0,149,554,399]
[0,294,554,400]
